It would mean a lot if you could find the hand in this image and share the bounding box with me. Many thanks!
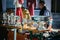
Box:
[3,24,6,26]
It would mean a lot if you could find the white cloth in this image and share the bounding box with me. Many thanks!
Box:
[3,13,7,20]
[51,29,58,32]
[33,22,38,27]
[13,0,22,7]
[43,32,50,37]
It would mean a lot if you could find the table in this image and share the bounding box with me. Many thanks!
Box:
[23,27,49,40]
[1,24,49,40]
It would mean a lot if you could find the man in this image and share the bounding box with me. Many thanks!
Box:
[39,1,53,40]
[39,1,53,32]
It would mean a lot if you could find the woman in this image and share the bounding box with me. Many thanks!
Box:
[22,7,31,24]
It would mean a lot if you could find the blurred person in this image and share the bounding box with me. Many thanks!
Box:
[27,0,36,16]
[22,7,31,20]
[39,1,53,32]
[39,1,60,40]
[13,0,24,23]
[39,1,53,40]
[18,7,31,34]
[21,7,31,25]
[3,8,14,24]
[1,8,14,40]
[3,8,14,19]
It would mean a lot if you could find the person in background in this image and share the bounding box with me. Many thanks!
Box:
[22,7,31,20]
[13,0,24,23]
[3,9,14,22]
[27,0,36,16]
[22,7,31,25]
[3,8,14,25]
[18,7,31,33]
[39,1,53,32]
[2,8,14,40]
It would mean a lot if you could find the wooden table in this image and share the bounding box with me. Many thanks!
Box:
[23,27,49,33]
[1,24,49,40]
[23,27,49,40]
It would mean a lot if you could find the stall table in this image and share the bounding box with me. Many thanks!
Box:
[1,24,49,40]
[23,27,49,40]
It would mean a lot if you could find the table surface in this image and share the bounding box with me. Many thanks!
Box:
[0,24,21,29]
[0,24,49,33]
[23,27,49,33]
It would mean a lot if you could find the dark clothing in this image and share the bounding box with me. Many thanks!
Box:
[0,26,8,40]
[39,6,46,15]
